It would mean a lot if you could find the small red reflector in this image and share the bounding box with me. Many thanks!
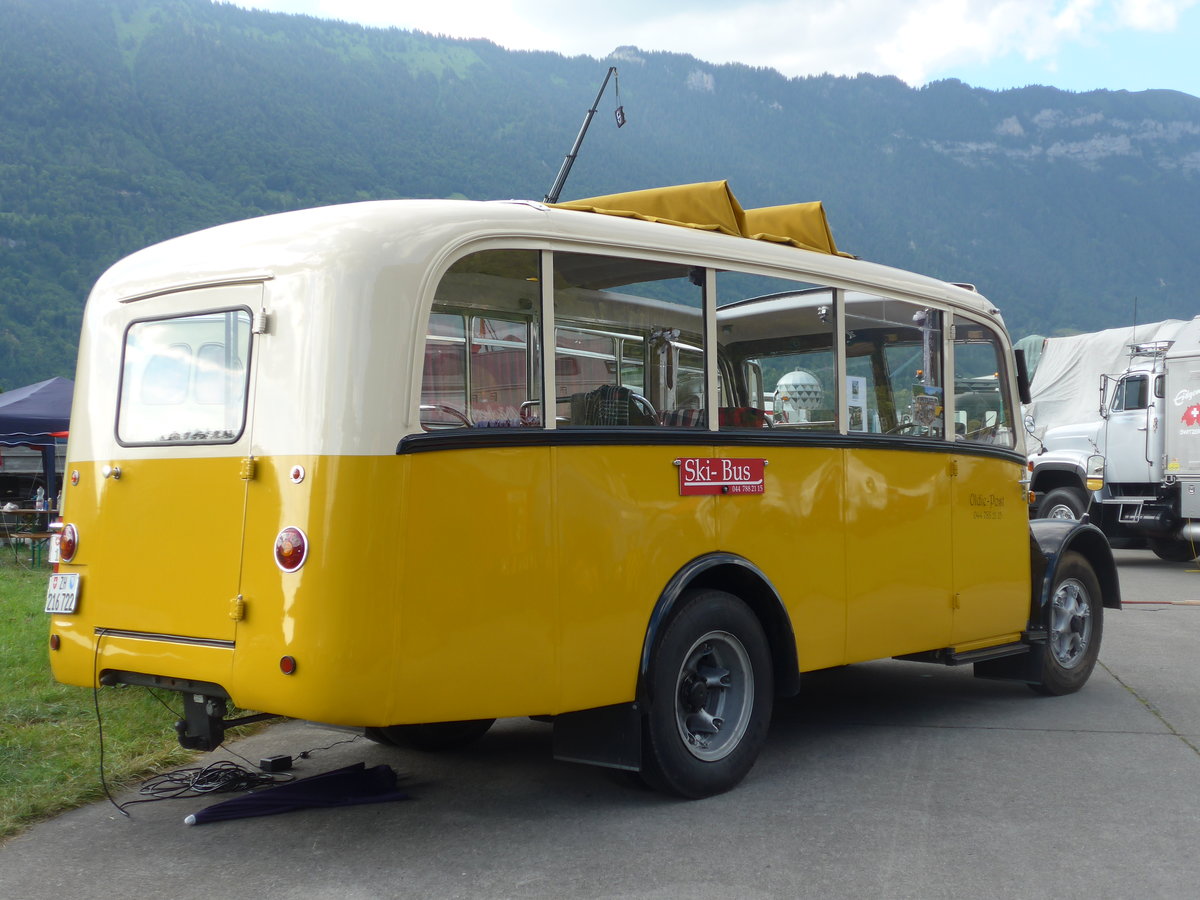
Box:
[59,524,78,562]
[279,655,297,675]
[49,634,61,651]
[274,527,308,572]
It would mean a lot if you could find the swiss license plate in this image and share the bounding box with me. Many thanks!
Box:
[45,573,80,614]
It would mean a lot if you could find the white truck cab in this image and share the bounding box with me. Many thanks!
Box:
[1029,319,1200,560]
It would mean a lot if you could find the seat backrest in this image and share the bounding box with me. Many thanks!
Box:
[571,385,657,426]
[719,407,768,428]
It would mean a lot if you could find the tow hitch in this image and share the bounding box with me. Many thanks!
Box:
[175,693,279,751]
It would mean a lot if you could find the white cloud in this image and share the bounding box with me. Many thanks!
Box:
[1113,0,1197,29]
[571,1,1108,85]
[225,0,1200,90]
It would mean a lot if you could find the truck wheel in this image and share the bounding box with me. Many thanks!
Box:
[366,719,495,751]
[1031,551,1103,696]
[641,589,773,799]
[1149,537,1199,562]
[1036,487,1088,520]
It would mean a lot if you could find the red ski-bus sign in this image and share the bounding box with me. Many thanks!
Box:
[676,457,766,495]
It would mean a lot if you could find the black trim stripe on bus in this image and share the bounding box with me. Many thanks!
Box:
[95,627,235,650]
[397,428,1027,465]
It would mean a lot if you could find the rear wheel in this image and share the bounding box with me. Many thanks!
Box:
[1036,486,1088,520]
[1149,537,1198,561]
[641,589,773,799]
[1030,551,1103,696]
[366,719,495,751]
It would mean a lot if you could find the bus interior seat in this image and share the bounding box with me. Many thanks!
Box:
[719,407,769,428]
[570,385,658,426]
[659,408,705,427]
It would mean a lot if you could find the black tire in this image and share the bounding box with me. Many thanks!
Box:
[641,589,773,799]
[1030,551,1103,696]
[1149,537,1199,562]
[1036,486,1088,520]
[366,718,495,751]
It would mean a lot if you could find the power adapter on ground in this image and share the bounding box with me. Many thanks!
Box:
[259,754,293,772]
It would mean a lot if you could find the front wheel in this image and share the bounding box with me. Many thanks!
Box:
[641,589,773,799]
[1036,486,1088,520]
[1030,551,1104,696]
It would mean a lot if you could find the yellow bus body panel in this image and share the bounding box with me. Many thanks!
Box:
[949,453,1031,648]
[50,458,244,692]
[553,444,719,711]
[228,454,405,725]
[54,458,245,641]
[226,450,557,725]
[843,447,955,661]
[52,451,560,726]
[395,446,557,722]
[714,444,848,672]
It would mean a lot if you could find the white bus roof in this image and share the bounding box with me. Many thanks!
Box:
[91,194,1002,326]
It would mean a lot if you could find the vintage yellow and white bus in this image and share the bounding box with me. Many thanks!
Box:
[46,182,1119,798]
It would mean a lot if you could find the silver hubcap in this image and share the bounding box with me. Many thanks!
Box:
[1049,577,1092,668]
[1046,503,1077,520]
[674,630,753,761]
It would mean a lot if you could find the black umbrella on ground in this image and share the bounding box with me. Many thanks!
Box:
[183,762,409,825]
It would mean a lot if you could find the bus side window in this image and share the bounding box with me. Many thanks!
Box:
[553,252,704,428]
[714,274,836,431]
[953,316,1015,447]
[845,295,945,438]
[421,313,469,429]
[421,250,542,430]
[468,315,534,426]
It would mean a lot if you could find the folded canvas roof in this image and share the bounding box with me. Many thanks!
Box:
[551,180,853,258]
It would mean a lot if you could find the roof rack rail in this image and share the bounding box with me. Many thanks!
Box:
[1128,340,1174,357]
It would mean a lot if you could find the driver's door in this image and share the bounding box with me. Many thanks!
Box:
[1105,373,1155,484]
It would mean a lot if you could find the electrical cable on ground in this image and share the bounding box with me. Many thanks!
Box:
[90,669,365,815]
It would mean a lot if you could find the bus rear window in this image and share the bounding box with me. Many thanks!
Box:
[118,309,252,444]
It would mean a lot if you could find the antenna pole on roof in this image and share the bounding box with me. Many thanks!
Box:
[544,66,624,205]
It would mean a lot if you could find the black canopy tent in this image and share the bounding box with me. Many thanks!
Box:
[0,377,73,507]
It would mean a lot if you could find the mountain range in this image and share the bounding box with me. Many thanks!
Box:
[2,0,1199,388]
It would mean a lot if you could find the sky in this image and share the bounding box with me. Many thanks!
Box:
[221,0,1200,99]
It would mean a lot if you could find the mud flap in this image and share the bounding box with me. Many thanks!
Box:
[973,633,1047,684]
[552,702,642,771]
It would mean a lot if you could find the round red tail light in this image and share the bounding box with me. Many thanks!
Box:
[59,523,79,563]
[274,527,308,572]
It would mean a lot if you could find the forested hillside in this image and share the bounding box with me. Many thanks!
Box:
[2,0,1200,388]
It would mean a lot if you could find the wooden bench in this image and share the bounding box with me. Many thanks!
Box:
[11,531,53,566]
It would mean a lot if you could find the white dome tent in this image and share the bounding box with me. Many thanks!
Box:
[773,369,823,423]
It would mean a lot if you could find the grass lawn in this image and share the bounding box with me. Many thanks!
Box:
[0,550,194,842]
